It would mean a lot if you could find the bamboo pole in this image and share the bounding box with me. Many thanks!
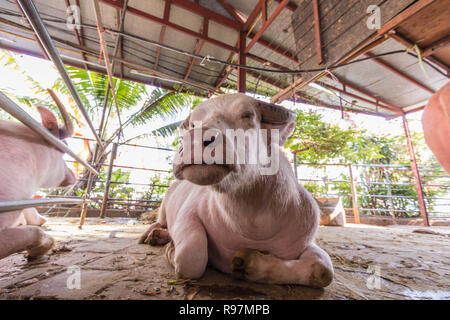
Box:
[78,144,101,229]
[99,143,118,218]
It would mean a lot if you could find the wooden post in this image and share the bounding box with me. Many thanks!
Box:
[99,143,118,218]
[78,144,100,229]
[348,164,360,224]
[402,115,429,226]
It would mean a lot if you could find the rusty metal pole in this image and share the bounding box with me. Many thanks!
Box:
[313,0,323,64]
[99,143,118,218]
[348,164,360,224]
[237,29,246,93]
[402,115,429,226]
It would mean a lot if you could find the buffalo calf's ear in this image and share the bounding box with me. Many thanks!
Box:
[36,105,60,137]
[257,101,295,146]
[47,88,74,139]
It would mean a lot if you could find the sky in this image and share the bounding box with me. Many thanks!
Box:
[0,50,430,192]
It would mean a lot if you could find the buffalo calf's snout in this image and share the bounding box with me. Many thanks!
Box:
[179,128,223,164]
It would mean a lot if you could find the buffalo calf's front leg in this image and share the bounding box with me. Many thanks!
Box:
[0,226,55,260]
[22,207,48,226]
[231,243,333,288]
[166,217,208,279]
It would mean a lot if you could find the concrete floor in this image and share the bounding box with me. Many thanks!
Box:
[0,217,449,300]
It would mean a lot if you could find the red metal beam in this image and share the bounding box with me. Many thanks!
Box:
[171,0,241,30]
[388,32,450,76]
[238,30,246,92]
[262,0,267,23]
[319,81,404,115]
[245,0,290,53]
[244,0,266,31]
[325,74,405,113]
[247,33,298,63]
[0,36,214,97]
[99,0,298,68]
[364,52,435,94]
[211,66,234,96]
[378,0,436,36]
[184,18,208,80]
[402,115,429,226]
[245,69,386,117]
[313,0,323,64]
[171,0,298,64]
[217,0,245,24]
[99,0,238,53]
[247,52,290,71]
[405,105,426,114]
[154,0,171,73]
[273,0,297,12]
[422,35,450,58]
[116,7,123,78]
[210,51,236,96]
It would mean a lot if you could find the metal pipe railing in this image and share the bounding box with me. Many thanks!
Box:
[0,91,99,175]
[16,0,104,148]
[0,198,89,212]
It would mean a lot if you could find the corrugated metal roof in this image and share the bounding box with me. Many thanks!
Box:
[0,0,448,117]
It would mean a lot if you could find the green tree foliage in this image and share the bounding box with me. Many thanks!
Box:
[287,111,448,217]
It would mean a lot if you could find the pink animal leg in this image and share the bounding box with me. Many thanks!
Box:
[0,226,55,260]
[22,207,48,226]
[231,243,333,288]
[166,218,208,279]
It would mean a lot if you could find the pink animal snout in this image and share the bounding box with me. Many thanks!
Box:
[175,128,232,185]
[179,128,223,165]
[60,166,76,187]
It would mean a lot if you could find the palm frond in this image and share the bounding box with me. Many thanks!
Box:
[124,120,182,143]
[128,89,189,127]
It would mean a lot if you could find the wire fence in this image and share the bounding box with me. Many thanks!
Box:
[294,162,450,220]
[38,138,173,217]
[32,137,450,221]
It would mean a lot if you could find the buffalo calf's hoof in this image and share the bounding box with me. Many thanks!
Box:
[27,230,55,259]
[148,228,171,246]
[308,262,333,288]
[231,249,264,280]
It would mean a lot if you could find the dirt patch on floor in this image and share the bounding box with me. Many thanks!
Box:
[0,218,449,300]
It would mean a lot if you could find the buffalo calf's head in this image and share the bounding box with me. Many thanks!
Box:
[173,94,295,188]
[35,89,76,187]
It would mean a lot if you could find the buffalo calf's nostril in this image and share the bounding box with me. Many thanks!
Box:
[203,135,215,147]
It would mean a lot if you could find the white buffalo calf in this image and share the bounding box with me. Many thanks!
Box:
[139,94,333,288]
[0,92,76,260]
